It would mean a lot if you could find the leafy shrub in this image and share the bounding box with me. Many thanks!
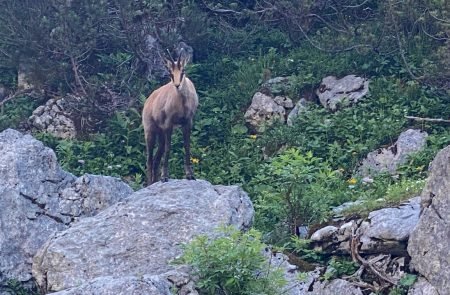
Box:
[177,226,286,295]
[0,95,40,131]
[250,148,347,242]
[322,257,359,281]
[388,274,417,295]
[37,109,146,189]
[2,279,39,295]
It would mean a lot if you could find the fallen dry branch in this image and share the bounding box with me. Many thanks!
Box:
[0,88,35,108]
[405,115,450,123]
[350,225,398,287]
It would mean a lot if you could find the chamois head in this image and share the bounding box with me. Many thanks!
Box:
[165,50,187,89]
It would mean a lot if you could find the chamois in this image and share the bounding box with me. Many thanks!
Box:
[142,50,198,184]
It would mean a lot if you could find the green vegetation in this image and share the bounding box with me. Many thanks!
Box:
[1,1,449,293]
[176,226,286,295]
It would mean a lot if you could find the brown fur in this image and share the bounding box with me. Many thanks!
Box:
[142,56,198,184]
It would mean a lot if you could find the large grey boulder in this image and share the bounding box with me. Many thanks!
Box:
[0,129,132,288]
[358,129,428,177]
[32,179,254,293]
[50,271,197,295]
[317,75,369,111]
[408,145,450,295]
[312,197,420,255]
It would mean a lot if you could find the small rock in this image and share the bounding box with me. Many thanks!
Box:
[317,75,369,111]
[244,92,286,132]
[358,129,428,178]
[287,98,311,126]
[310,226,338,241]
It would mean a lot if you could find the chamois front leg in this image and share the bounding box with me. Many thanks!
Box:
[161,128,173,182]
[182,124,195,180]
[152,132,165,183]
[145,129,156,185]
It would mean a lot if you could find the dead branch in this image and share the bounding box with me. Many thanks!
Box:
[0,88,34,107]
[350,225,398,286]
[405,115,450,123]
[70,55,87,96]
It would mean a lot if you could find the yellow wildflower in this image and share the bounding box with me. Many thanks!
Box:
[249,134,257,140]
[191,157,200,164]
[347,178,357,185]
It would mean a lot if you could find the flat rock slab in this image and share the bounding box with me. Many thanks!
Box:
[317,75,369,111]
[50,271,197,295]
[32,179,254,292]
[311,197,420,255]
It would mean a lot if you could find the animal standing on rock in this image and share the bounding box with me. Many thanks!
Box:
[142,50,198,185]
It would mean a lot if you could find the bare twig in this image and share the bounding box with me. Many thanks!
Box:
[342,0,371,9]
[350,225,398,286]
[387,0,424,81]
[0,89,35,107]
[405,115,450,123]
[70,55,87,96]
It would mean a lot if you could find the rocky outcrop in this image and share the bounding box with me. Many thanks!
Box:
[0,129,133,288]
[50,271,197,295]
[244,92,291,132]
[408,145,450,295]
[311,279,363,295]
[28,97,77,139]
[32,179,254,293]
[358,129,428,178]
[317,75,369,111]
[312,197,420,255]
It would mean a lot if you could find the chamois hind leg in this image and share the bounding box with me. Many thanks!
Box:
[161,127,173,182]
[182,124,195,180]
[152,132,165,183]
[145,128,156,185]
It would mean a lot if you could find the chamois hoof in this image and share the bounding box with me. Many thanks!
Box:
[186,175,196,180]
[161,177,169,183]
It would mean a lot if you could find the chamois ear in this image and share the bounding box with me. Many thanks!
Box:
[177,49,189,68]
[164,49,176,69]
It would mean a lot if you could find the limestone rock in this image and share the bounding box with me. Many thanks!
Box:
[312,197,420,255]
[358,129,428,177]
[311,279,363,295]
[287,98,311,126]
[50,271,197,295]
[28,97,77,139]
[317,75,369,111]
[310,226,338,242]
[32,179,254,292]
[0,129,132,288]
[407,277,439,295]
[244,92,286,132]
[263,249,322,295]
[408,145,450,295]
[364,197,420,241]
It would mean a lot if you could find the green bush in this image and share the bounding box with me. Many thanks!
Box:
[177,226,286,295]
[250,148,347,242]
